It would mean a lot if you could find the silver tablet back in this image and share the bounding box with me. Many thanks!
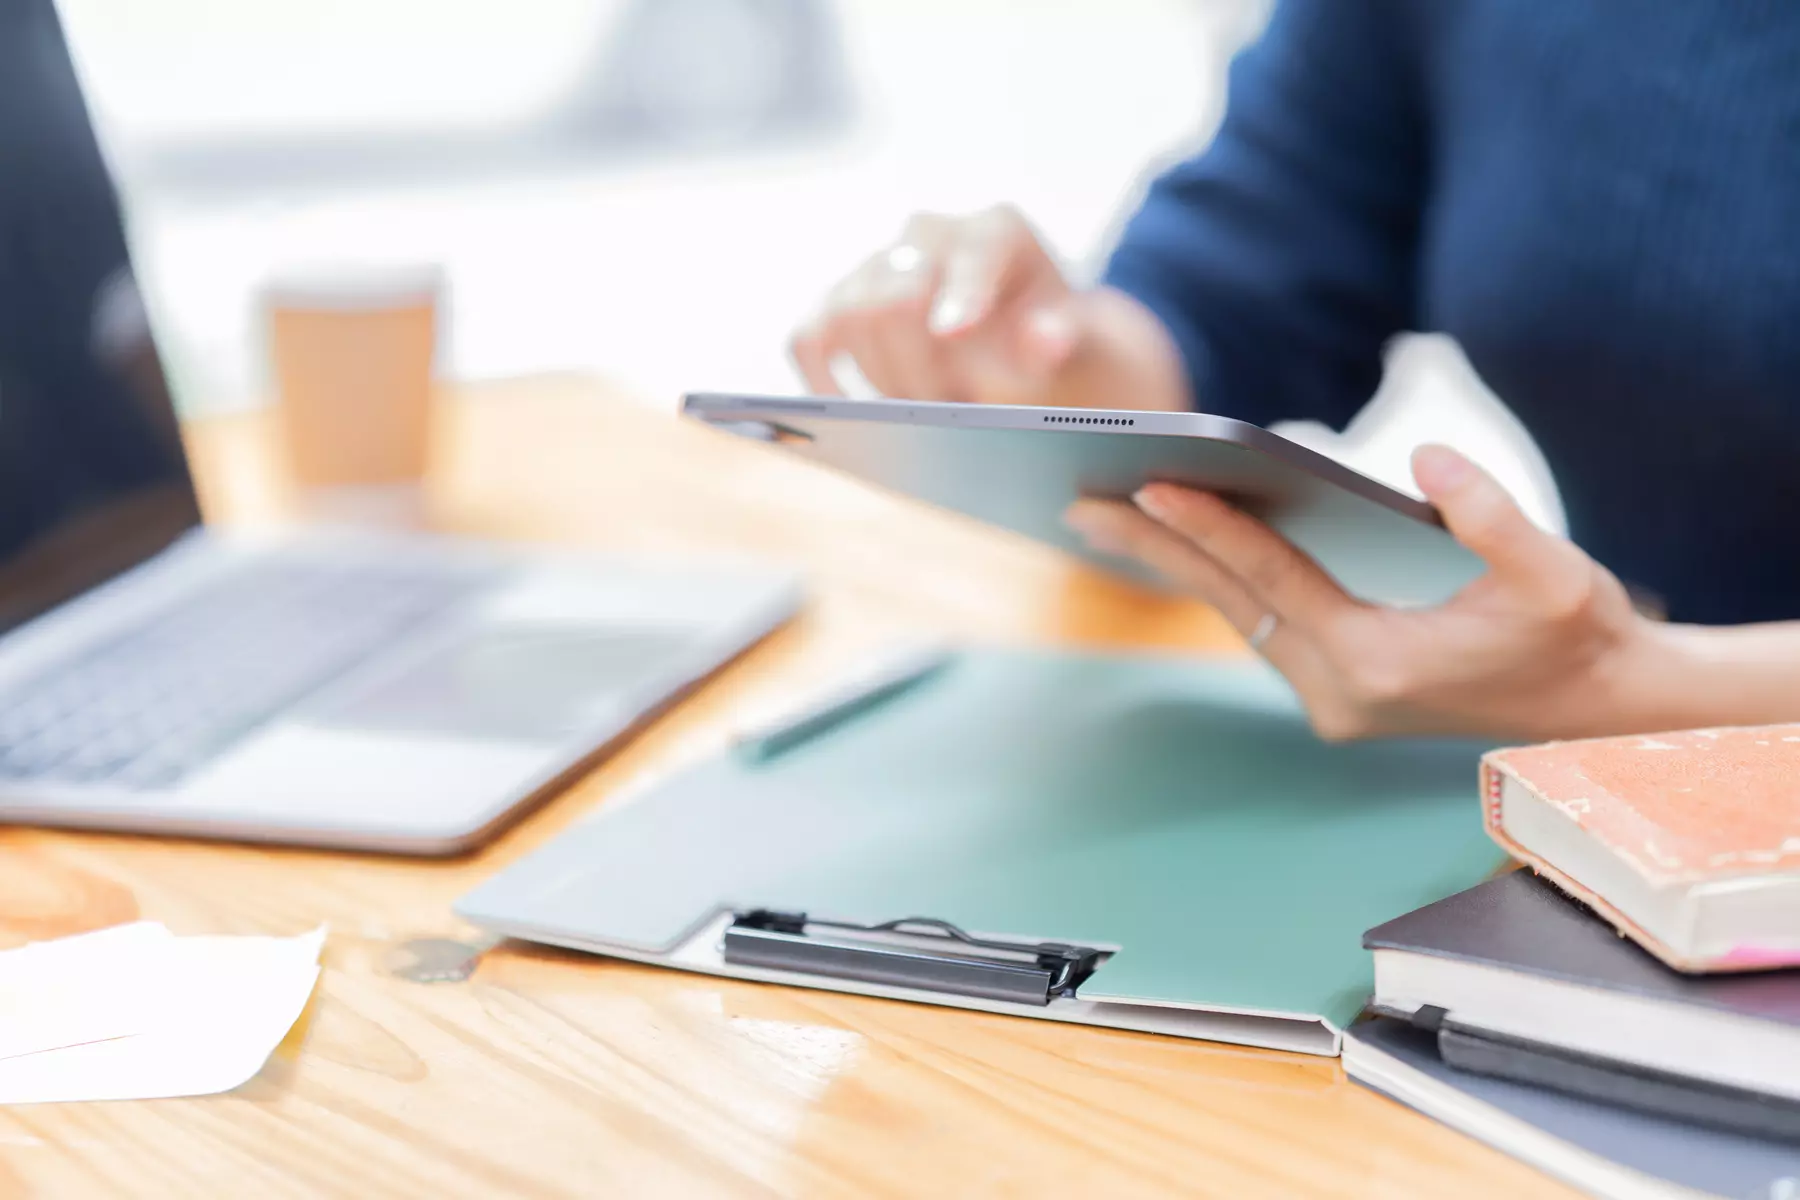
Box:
[685,394,1484,607]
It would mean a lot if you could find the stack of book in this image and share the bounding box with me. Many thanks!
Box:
[1344,724,1800,1199]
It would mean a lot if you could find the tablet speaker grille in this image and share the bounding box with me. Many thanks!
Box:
[1042,415,1135,427]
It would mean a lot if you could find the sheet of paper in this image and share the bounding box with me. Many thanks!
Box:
[0,923,173,1061]
[0,925,325,1105]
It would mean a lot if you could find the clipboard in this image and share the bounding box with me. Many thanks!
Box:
[456,648,1504,1056]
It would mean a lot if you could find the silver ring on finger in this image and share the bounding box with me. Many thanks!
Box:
[1247,612,1278,653]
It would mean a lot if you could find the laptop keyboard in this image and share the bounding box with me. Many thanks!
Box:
[0,558,493,791]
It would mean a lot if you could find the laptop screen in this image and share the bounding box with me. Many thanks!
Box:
[0,1,202,638]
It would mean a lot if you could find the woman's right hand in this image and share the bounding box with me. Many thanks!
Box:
[789,205,1191,412]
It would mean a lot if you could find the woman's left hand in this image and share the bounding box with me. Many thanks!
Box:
[1063,445,1671,742]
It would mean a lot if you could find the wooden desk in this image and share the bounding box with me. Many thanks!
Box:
[0,376,1570,1198]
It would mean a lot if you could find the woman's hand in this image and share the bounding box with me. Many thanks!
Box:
[789,206,1189,411]
[1064,444,1676,742]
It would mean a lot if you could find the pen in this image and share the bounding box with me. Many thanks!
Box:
[734,642,957,763]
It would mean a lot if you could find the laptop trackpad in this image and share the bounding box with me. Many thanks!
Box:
[308,624,705,743]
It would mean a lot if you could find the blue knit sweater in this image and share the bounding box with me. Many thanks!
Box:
[1104,1,1800,626]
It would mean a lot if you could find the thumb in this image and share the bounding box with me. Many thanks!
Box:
[1412,444,1584,596]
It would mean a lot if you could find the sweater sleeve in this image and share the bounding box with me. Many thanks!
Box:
[1102,0,1425,428]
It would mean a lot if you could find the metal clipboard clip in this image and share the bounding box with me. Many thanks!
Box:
[722,909,1107,1007]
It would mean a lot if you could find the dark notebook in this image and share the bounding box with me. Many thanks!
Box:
[1433,1021,1800,1143]
[1346,1018,1800,1200]
[1364,870,1800,1024]
[1362,871,1800,1139]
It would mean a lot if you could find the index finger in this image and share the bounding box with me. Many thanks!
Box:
[926,206,1039,337]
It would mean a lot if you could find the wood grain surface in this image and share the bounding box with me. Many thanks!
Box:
[0,376,1573,1198]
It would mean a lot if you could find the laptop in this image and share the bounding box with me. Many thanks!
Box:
[0,1,800,853]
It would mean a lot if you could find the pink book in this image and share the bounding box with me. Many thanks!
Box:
[1482,725,1800,973]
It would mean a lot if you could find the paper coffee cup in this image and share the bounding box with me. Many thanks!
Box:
[264,262,443,527]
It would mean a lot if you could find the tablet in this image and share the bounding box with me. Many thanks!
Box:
[682,394,1485,607]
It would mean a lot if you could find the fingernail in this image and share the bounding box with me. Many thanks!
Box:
[1413,444,1474,490]
[876,246,929,304]
[1063,506,1119,552]
[885,243,925,275]
[1063,505,1100,536]
[1132,486,1173,523]
[928,289,971,334]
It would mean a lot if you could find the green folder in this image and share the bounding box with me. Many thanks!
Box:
[457,648,1504,1055]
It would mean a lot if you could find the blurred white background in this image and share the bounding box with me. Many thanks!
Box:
[57,0,1562,530]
